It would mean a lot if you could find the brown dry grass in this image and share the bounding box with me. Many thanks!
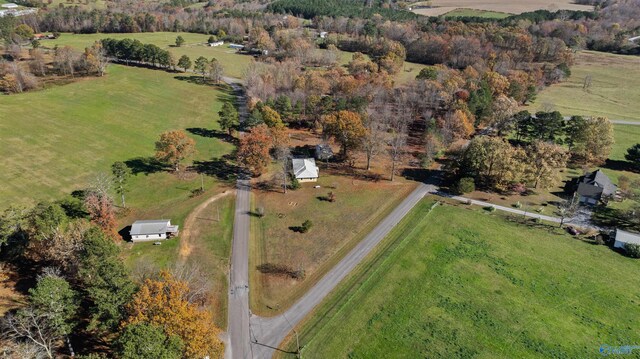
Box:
[412,0,593,16]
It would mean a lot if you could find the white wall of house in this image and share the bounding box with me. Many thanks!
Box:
[614,240,626,249]
[298,177,318,183]
[131,233,167,242]
[579,196,597,205]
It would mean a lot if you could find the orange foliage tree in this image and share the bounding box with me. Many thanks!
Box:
[123,271,224,359]
[84,192,117,238]
[154,130,196,171]
[238,124,273,176]
[322,110,367,157]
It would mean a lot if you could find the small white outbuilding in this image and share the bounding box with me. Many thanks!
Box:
[614,229,640,249]
[130,219,179,242]
[292,158,319,182]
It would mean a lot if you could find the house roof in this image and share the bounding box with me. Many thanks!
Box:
[292,158,319,179]
[616,229,640,246]
[577,170,617,197]
[130,220,171,236]
[315,144,334,159]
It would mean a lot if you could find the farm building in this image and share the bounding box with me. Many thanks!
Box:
[613,229,640,249]
[130,219,179,242]
[319,31,328,38]
[292,158,319,182]
[1,3,18,9]
[575,170,617,205]
[229,43,244,49]
[208,41,224,47]
[315,143,334,161]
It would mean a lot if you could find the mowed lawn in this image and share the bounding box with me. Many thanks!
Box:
[250,173,416,315]
[44,32,253,79]
[532,51,640,121]
[298,202,640,358]
[0,64,234,207]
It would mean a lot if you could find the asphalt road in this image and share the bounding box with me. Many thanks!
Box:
[247,183,434,358]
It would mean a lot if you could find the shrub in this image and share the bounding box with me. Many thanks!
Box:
[455,177,475,194]
[624,243,640,258]
[256,207,265,218]
[513,201,522,209]
[290,177,301,190]
[300,219,313,233]
[327,192,336,202]
[256,263,305,280]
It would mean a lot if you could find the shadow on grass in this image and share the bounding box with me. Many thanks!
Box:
[125,157,170,175]
[401,167,445,186]
[591,205,638,230]
[174,75,230,90]
[603,159,637,173]
[191,156,239,182]
[118,225,132,242]
[186,127,238,145]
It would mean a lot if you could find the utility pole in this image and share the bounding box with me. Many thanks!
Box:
[200,173,204,191]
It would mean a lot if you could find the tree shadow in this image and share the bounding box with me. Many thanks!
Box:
[191,157,239,182]
[186,127,238,145]
[118,225,132,242]
[173,75,229,91]
[401,167,445,186]
[603,159,637,173]
[124,157,169,175]
[591,205,637,230]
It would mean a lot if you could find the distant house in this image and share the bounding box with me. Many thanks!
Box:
[315,144,334,161]
[228,43,244,50]
[319,31,328,39]
[614,229,640,249]
[292,158,319,182]
[130,220,179,242]
[1,3,19,9]
[208,41,224,47]
[575,169,617,205]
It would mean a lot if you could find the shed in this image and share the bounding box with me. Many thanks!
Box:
[614,229,640,249]
[315,144,334,161]
[130,219,179,242]
[1,3,19,9]
[209,41,224,47]
[229,43,244,49]
[292,158,319,182]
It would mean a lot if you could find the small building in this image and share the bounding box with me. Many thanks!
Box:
[130,220,179,242]
[315,143,334,161]
[1,3,19,9]
[208,40,224,47]
[575,169,617,205]
[292,158,319,182]
[319,31,328,39]
[614,229,640,249]
[228,43,244,50]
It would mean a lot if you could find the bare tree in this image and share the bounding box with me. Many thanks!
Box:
[387,94,410,181]
[582,74,593,91]
[274,146,291,194]
[2,307,60,359]
[557,194,579,228]
[170,263,212,305]
[364,97,389,171]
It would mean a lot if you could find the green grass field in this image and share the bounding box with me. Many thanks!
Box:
[0,64,235,209]
[293,201,640,358]
[444,8,510,18]
[44,32,253,79]
[532,51,640,121]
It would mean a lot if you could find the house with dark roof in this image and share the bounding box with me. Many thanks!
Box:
[575,169,617,205]
[129,219,179,242]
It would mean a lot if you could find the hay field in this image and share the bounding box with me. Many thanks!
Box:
[412,0,593,16]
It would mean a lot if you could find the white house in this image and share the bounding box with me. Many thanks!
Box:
[1,3,19,9]
[292,158,319,182]
[208,41,224,47]
[130,219,179,242]
[614,229,640,249]
[319,31,328,38]
[229,43,244,50]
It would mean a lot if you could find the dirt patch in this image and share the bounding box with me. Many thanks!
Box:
[178,190,234,263]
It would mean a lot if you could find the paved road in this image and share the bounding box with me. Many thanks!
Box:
[224,80,253,359]
[247,183,434,358]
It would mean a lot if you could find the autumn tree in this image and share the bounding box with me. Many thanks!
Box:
[155,130,196,171]
[115,323,183,359]
[238,124,272,176]
[489,95,518,136]
[387,117,409,181]
[363,104,389,171]
[322,110,366,157]
[571,116,614,165]
[177,55,191,72]
[208,58,224,83]
[459,136,524,190]
[84,191,117,237]
[260,105,288,148]
[218,102,239,136]
[123,271,224,359]
[524,141,568,189]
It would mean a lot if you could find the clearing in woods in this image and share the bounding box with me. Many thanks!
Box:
[288,201,640,358]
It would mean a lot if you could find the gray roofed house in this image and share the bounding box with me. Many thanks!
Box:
[614,229,640,249]
[130,219,179,242]
[315,144,334,161]
[292,158,319,182]
[575,169,617,205]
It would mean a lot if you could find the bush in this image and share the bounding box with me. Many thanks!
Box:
[624,243,640,258]
[455,177,475,194]
[513,201,522,209]
[483,206,496,212]
[290,177,301,190]
[327,192,336,202]
[300,219,313,233]
[256,207,265,218]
